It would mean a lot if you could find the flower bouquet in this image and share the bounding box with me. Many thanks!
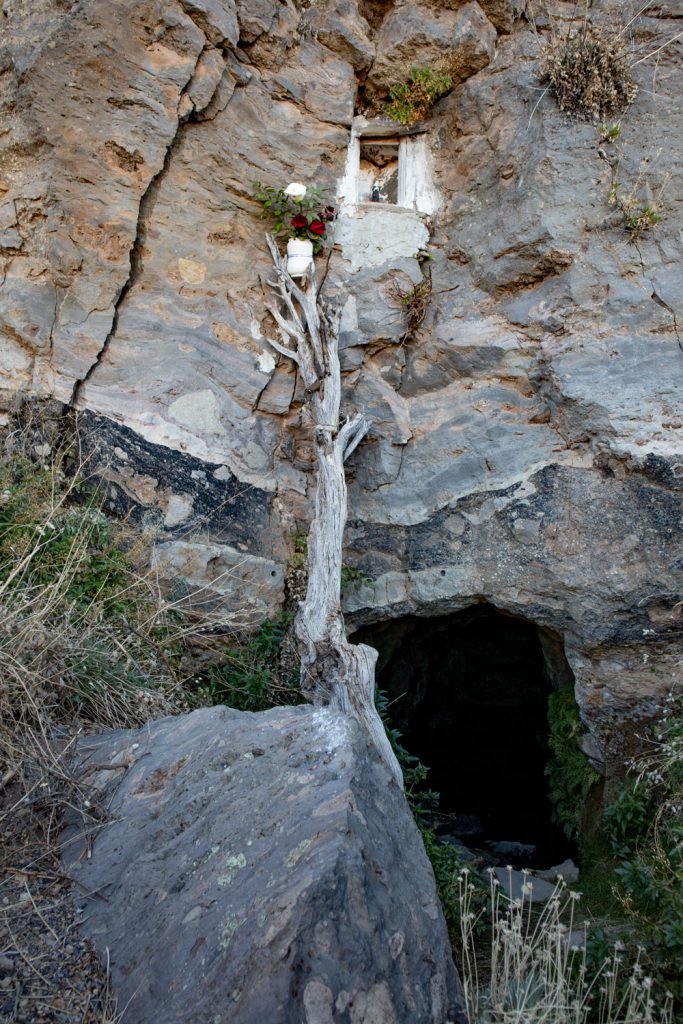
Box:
[253,181,335,276]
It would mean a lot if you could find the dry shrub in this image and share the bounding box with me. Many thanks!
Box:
[386,271,432,343]
[539,23,638,123]
[458,869,675,1024]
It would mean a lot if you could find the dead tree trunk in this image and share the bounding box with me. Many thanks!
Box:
[261,236,402,786]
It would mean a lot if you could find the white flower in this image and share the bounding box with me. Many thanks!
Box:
[284,182,307,198]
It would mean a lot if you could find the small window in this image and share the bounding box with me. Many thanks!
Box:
[358,137,399,205]
[338,117,438,217]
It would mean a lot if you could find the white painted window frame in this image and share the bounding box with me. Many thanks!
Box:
[338,117,438,216]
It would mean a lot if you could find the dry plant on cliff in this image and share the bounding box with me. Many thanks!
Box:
[386,274,433,343]
[538,18,638,122]
[536,1,683,123]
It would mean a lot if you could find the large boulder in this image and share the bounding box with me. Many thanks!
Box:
[64,705,466,1024]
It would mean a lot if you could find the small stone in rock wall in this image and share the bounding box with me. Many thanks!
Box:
[537,858,580,884]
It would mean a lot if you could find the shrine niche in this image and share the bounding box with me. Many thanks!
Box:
[335,117,438,270]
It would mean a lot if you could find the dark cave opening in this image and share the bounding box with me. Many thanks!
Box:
[357,604,576,868]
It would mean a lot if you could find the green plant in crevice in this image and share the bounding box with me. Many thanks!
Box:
[603,689,683,1002]
[385,66,453,126]
[197,612,302,712]
[545,686,599,841]
[284,531,309,609]
[0,458,131,612]
[608,171,667,240]
[375,689,438,825]
[600,120,622,144]
[340,565,372,593]
[289,531,308,568]
[571,826,623,921]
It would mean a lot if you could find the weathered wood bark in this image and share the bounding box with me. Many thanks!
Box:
[262,236,402,786]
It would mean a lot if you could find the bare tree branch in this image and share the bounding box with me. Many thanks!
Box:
[261,235,402,786]
[262,333,300,364]
[339,414,370,463]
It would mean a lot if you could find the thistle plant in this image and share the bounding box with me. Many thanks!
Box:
[457,868,674,1024]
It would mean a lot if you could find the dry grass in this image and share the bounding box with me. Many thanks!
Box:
[0,419,254,1020]
[0,415,270,786]
[0,465,180,797]
[0,433,250,785]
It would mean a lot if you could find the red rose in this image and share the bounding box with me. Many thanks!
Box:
[309,219,325,236]
[324,206,335,222]
[291,214,308,230]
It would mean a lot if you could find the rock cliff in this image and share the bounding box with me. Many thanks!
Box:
[1,0,682,769]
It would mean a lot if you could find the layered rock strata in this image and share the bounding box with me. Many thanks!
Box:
[1,0,682,767]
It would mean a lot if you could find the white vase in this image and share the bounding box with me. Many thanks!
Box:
[286,238,313,278]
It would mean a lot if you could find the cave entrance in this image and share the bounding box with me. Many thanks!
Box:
[357,604,576,867]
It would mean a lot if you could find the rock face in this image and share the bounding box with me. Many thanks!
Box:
[1,0,682,769]
[64,705,466,1024]
[364,2,497,95]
